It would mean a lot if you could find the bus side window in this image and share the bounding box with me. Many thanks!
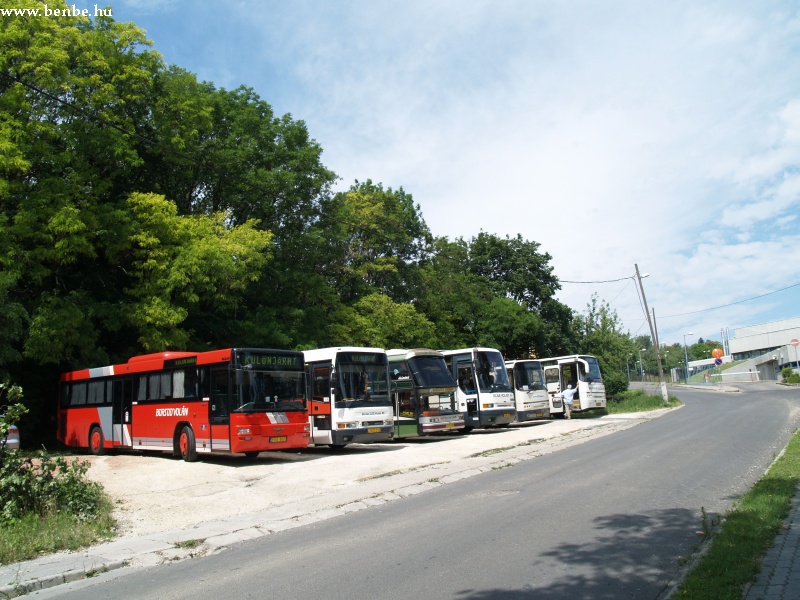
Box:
[136,376,147,402]
[458,366,475,394]
[312,366,331,402]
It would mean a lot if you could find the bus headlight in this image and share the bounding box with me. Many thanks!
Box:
[482,403,494,409]
[337,422,357,429]
[238,427,251,435]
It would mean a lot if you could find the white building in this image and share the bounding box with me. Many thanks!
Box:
[725,317,800,381]
[729,316,800,361]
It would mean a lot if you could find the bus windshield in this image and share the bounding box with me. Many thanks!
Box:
[336,359,390,407]
[476,351,511,393]
[580,357,603,383]
[514,362,546,391]
[234,368,306,412]
[407,356,456,389]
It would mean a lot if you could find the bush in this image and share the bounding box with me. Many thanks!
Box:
[1,395,105,524]
[781,367,800,384]
[603,370,630,397]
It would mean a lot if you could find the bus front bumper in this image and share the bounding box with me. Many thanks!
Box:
[331,426,394,445]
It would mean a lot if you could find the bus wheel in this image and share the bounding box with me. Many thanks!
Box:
[244,451,260,458]
[178,426,198,462]
[89,426,105,456]
[328,443,348,451]
[461,426,474,434]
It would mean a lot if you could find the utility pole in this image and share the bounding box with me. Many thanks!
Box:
[635,264,669,403]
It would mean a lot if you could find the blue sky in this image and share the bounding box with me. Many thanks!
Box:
[109,0,800,347]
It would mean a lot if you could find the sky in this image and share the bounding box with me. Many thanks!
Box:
[107,0,800,348]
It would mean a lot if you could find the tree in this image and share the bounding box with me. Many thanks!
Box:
[574,295,635,396]
[329,293,436,349]
[324,180,430,304]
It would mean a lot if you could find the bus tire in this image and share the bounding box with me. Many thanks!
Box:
[178,425,198,462]
[88,426,105,456]
[244,451,260,458]
[328,443,348,451]
[461,426,474,434]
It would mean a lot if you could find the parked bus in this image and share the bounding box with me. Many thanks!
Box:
[386,348,465,438]
[441,348,515,430]
[303,347,394,447]
[540,354,606,415]
[504,359,551,421]
[58,348,310,461]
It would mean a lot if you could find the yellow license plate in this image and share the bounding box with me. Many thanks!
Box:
[367,427,381,433]
[445,423,454,428]
[270,436,287,443]
[536,412,543,417]
[504,413,511,418]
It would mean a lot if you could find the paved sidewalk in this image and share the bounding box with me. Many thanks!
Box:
[743,485,800,600]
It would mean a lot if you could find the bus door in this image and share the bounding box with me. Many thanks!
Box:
[209,368,230,449]
[454,357,478,420]
[111,377,133,448]
[309,363,333,442]
[544,365,564,414]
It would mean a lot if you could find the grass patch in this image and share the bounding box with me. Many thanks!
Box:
[604,389,682,415]
[174,538,204,549]
[472,446,514,458]
[0,496,115,565]
[676,429,800,598]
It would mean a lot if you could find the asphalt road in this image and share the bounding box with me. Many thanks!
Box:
[41,383,800,599]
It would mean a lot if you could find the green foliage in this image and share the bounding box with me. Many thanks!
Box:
[605,389,681,413]
[781,367,800,384]
[0,451,103,523]
[0,504,115,566]
[575,295,632,396]
[1,393,104,524]
[330,293,436,349]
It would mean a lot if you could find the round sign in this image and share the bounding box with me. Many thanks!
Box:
[792,338,799,348]
[714,358,723,366]
[712,348,723,359]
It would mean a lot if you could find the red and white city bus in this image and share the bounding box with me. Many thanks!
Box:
[57,348,310,461]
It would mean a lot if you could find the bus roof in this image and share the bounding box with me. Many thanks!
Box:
[386,348,444,360]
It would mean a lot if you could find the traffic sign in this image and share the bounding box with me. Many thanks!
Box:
[712,348,723,359]
[791,338,799,347]
[714,358,723,366]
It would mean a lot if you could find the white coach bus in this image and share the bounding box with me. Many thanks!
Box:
[505,359,551,421]
[441,348,516,431]
[540,354,606,416]
[303,347,394,447]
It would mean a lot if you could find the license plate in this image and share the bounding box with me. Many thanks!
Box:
[367,427,381,433]
[445,423,454,428]
[536,412,543,417]
[270,436,287,443]
[504,413,511,418]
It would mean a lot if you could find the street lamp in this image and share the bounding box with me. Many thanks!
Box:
[683,332,694,384]
[639,348,646,383]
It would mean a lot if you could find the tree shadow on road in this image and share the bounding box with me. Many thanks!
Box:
[453,507,708,599]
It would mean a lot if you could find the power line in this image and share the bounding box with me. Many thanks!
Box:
[659,281,800,319]
[560,276,634,284]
